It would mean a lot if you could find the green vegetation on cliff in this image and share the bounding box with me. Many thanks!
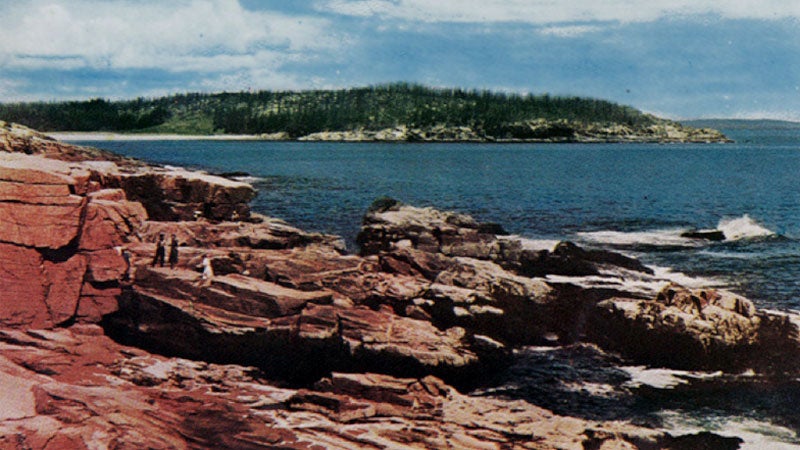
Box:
[0,83,657,137]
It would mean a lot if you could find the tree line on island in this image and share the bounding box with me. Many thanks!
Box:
[0,83,658,138]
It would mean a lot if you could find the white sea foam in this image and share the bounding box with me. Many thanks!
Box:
[575,214,775,248]
[545,265,725,297]
[622,366,722,389]
[717,214,775,241]
[501,235,561,252]
[657,410,800,449]
[518,346,560,353]
[575,228,700,247]
[544,272,657,295]
[696,249,759,260]
[650,265,727,289]
[231,175,263,183]
[545,269,667,298]
[623,367,689,389]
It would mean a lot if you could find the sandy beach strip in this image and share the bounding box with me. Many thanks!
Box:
[49,132,274,142]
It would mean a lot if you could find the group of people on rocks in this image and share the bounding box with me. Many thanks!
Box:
[120,205,247,285]
[152,233,180,269]
[151,233,214,285]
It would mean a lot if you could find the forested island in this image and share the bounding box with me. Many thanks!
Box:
[0,83,729,143]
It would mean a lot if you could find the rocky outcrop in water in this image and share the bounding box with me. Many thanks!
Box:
[296,120,731,143]
[0,122,766,448]
[591,284,800,374]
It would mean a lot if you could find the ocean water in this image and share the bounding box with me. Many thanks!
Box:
[73,127,800,311]
[70,126,800,447]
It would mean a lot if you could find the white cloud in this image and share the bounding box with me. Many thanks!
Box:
[321,0,800,24]
[0,78,27,101]
[0,0,344,72]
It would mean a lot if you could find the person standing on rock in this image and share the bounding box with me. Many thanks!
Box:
[199,254,214,286]
[168,234,180,269]
[121,247,133,281]
[152,233,166,267]
[433,226,443,252]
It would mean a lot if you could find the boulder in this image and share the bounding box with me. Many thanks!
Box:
[356,203,666,345]
[357,200,653,282]
[78,192,147,251]
[589,284,761,370]
[433,257,564,343]
[357,200,500,257]
[43,255,88,325]
[376,247,454,280]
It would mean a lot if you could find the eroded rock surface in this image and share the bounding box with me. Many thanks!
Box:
[591,284,800,374]
[0,152,145,328]
[0,122,761,448]
[3,324,716,450]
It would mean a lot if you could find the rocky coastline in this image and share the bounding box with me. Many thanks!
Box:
[50,118,732,144]
[296,120,731,144]
[0,120,788,448]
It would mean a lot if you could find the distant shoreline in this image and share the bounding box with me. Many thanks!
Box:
[49,132,269,142]
[50,128,732,144]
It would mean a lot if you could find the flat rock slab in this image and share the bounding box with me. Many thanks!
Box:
[212,273,334,316]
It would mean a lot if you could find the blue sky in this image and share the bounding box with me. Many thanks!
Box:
[1,0,799,120]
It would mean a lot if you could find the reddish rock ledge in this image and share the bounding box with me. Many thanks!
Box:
[0,121,757,449]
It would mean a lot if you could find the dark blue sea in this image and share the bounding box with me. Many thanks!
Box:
[70,126,800,447]
[73,127,800,311]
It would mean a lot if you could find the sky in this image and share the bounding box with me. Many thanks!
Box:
[1,0,799,120]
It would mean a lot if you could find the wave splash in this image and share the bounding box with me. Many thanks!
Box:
[576,228,697,247]
[716,214,774,241]
[576,214,775,248]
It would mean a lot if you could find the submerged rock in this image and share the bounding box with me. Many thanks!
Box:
[680,229,726,241]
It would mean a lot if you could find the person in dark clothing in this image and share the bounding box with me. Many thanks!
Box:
[433,226,443,251]
[168,234,179,269]
[152,233,166,267]
[121,247,132,281]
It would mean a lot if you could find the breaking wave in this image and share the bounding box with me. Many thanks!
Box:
[231,175,264,184]
[717,214,775,241]
[576,228,700,248]
[545,264,726,298]
[576,215,776,248]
